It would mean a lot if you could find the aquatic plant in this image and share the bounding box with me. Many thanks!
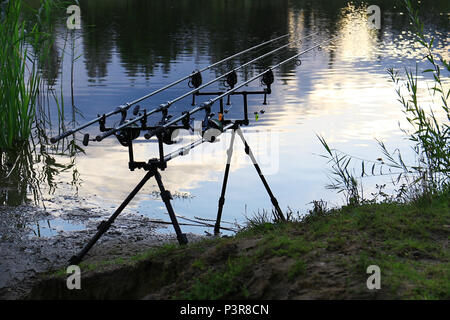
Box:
[0,0,83,206]
[318,0,449,204]
[317,135,363,206]
[0,0,40,150]
[385,0,449,200]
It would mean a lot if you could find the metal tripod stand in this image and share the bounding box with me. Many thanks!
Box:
[214,125,285,235]
[69,159,187,265]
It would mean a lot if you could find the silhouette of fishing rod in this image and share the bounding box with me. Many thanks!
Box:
[50,33,291,144]
[50,32,320,145]
[64,33,339,265]
[145,36,337,140]
[91,32,321,144]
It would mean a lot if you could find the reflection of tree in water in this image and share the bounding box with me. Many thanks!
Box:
[80,3,114,80]
[36,36,61,87]
[78,0,296,80]
[22,0,63,87]
[0,132,81,207]
[76,0,449,82]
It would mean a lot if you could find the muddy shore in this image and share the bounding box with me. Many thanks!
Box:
[24,199,449,300]
[0,204,205,299]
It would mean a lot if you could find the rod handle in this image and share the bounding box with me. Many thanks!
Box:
[83,134,90,146]
[95,129,114,142]
[50,130,74,144]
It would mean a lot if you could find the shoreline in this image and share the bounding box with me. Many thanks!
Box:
[24,197,450,300]
[0,204,206,299]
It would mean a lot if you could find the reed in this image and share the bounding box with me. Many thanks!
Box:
[387,0,449,199]
[0,0,40,151]
[318,0,449,204]
[0,0,83,206]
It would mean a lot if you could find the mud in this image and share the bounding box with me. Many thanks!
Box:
[0,204,205,299]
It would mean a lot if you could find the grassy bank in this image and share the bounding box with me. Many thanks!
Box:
[29,194,449,300]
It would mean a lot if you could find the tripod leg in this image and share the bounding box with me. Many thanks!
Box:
[235,128,286,222]
[69,170,154,265]
[153,170,188,245]
[214,129,236,235]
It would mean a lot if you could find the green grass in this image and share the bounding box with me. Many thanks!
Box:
[288,259,307,280]
[51,242,181,277]
[175,255,253,300]
[129,242,180,262]
[258,233,312,259]
[179,194,446,299]
[43,192,449,300]
[191,259,207,270]
[175,195,449,299]
[352,252,450,299]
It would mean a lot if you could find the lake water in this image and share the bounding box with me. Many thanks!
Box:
[1,0,449,236]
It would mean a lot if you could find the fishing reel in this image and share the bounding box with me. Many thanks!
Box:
[157,108,178,145]
[115,124,141,147]
[201,106,224,143]
[113,104,144,146]
[152,127,176,145]
[202,118,224,143]
[82,105,142,147]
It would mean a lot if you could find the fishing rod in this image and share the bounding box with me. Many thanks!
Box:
[49,33,290,144]
[67,33,338,264]
[156,32,320,110]
[94,31,320,143]
[145,35,339,139]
